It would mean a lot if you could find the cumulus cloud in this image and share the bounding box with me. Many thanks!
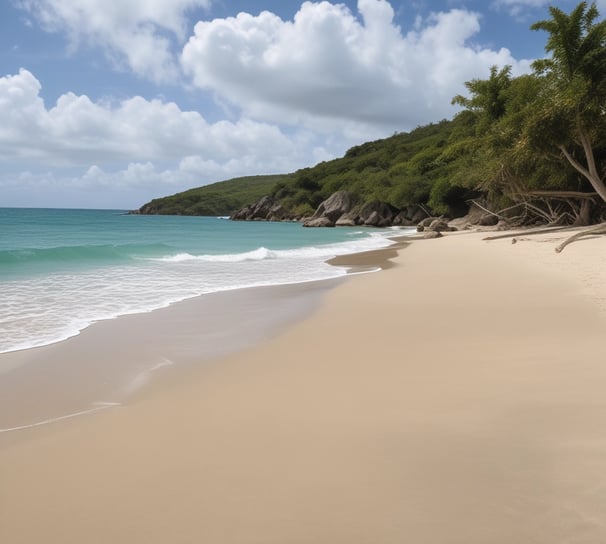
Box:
[181,0,532,132]
[16,0,211,82]
[0,69,325,169]
[0,68,342,207]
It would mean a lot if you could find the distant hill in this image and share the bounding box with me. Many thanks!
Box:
[135,174,291,216]
[136,117,479,218]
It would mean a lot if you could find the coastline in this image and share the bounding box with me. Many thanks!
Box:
[2,229,606,543]
[0,276,345,434]
[0,237,402,435]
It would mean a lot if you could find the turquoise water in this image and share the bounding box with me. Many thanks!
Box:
[1,208,410,354]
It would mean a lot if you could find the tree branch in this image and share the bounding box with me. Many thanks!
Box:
[555,222,606,252]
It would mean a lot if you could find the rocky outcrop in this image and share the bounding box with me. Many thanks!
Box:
[311,191,353,223]
[304,194,404,228]
[358,201,400,227]
[232,191,462,231]
[303,191,353,227]
[231,196,295,222]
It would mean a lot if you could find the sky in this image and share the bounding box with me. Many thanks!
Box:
[0,0,599,209]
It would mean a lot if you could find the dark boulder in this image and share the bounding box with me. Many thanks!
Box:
[411,208,429,224]
[479,214,499,226]
[392,211,416,227]
[358,201,399,227]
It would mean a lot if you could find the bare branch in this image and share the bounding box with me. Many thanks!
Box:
[555,222,606,252]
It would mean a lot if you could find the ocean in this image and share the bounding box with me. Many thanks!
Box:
[0,208,411,356]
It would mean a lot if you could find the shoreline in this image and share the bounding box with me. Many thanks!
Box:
[0,278,343,435]
[2,229,606,542]
[0,238,403,436]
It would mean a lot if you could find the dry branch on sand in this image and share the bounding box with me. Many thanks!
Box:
[555,222,606,253]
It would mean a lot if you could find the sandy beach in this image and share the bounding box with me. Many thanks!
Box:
[2,229,606,543]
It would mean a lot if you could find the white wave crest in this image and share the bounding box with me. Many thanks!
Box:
[155,230,408,265]
[156,247,277,263]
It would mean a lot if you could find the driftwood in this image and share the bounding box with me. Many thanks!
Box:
[506,190,599,226]
[554,222,606,253]
[515,190,598,200]
[483,225,574,241]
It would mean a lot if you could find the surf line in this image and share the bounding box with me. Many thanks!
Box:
[0,401,121,434]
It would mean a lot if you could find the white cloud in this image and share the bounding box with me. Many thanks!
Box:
[17,0,211,82]
[0,69,323,169]
[181,0,533,132]
[0,68,344,207]
[492,0,548,9]
[492,0,602,19]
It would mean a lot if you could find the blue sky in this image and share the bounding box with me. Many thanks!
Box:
[0,0,596,209]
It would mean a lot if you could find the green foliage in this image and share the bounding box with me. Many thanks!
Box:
[267,118,475,216]
[525,1,606,202]
[137,175,291,215]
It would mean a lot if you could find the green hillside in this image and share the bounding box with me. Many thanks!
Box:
[269,118,477,218]
[136,174,291,216]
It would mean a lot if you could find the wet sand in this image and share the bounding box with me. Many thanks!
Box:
[2,229,606,543]
[0,278,344,432]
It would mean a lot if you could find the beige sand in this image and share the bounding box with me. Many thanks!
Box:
[2,230,606,543]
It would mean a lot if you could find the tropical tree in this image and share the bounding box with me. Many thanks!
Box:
[447,65,571,222]
[528,1,606,202]
[452,65,513,127]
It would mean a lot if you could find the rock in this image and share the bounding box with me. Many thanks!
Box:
[447,216,472,230]
[267,203,292,222]
[418,216,440,228]
[430,220,458,232]
[335,217,357,227]
[479,214,499,226]
[230,204,253,221]
[423,231,443,239]
[392,211,416,226]
[416,225,425,232]
[411,208,428,224]
[310,191,353,223]
[302,216,335,227]
[249,196,277,220]
[429,219,450,232]
[230,196,295,222]
[358,201,399,227]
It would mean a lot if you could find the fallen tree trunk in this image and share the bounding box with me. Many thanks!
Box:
[555,222,606,253]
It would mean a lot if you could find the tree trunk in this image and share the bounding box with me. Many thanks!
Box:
[574,198,592,226]
[558,123,606,203]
